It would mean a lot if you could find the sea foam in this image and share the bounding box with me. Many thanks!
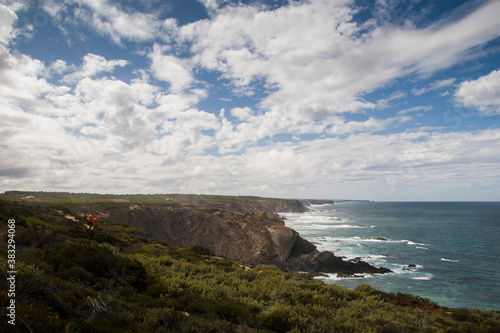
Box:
[441,258,460,263]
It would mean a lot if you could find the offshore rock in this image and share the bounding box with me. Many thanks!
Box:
[106,206,391,275]
[286,252,392,275]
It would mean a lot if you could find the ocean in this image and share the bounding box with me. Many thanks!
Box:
[280,202,500,311]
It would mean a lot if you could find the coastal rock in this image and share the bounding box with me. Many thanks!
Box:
[402,264,418,271]
[286,251,392,275]
[106,206,391,275]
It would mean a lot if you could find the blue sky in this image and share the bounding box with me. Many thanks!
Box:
[1,0,500,201]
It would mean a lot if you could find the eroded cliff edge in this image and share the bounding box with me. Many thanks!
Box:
[106,205,391,275]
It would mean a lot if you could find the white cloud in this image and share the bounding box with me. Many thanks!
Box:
[455,69,500,115]
[412,78,456,95]
[74,0,162,44]
[49,59,75,75]
[202,128,500,200]
[230,107,254,121]
[63,53,128,82]
[376,90,407,109]
[78,53,128,76]
[246,148,313,178]
[177,0,500,145]
[71,77,160,148]
[197,0,230,15]
[149,44,195,93]
[327,115,411,135]
[154,89,208,119]
[43,0,178,45]
[397,105,432,115]
[0,4,17,44]
[0,46,55,110]
[147,108,219,159]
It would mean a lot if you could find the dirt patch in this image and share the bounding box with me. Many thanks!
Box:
[98,212,109,219]
[64,215,78,222]
[56,210,77,222]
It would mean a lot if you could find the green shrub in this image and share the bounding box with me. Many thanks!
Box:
[137,307,184,332]
[16,226,64,248]
[43,239,147,291]
[22,216,62,231]
[86,309,136,333]
[212,259,240,272]
[59,266,93,284]
[260,308,294,332]
[190,244,215,256]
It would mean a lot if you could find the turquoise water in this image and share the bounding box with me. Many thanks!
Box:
[281,202,500,311]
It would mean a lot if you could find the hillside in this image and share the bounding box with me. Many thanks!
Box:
[1,195,500,332]
[1,191,309,213]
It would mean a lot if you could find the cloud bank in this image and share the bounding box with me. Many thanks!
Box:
[1,0,500,200]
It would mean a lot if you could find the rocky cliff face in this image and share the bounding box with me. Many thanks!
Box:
[106,206,390,275]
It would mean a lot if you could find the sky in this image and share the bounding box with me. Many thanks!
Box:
[1,0,500,201]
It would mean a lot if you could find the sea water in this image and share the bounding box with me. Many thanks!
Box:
[280,202,500,311]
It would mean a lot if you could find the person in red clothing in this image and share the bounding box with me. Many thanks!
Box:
[92,217,99,229]
[87,214,93,227]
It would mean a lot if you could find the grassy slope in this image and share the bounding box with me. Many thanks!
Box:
[1,197,499,333]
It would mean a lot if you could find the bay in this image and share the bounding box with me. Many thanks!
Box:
[280,202,500,310]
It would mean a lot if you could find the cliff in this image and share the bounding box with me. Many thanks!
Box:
[106,205,390,275]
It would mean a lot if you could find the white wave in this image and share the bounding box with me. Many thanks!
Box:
[441,258,460,263]
[367,254,393,260]
[324,224,366,229]
[412,274,434,280]
[408,241,428,246]
[350,237,429,247]
[283,215,352,226]
[416,246,428,250]
[390,264,425,276]
[314,273,341,281]
[315,273,373,281]
[297,224,366,230]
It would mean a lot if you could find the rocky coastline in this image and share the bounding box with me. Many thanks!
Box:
[106,205,391,276]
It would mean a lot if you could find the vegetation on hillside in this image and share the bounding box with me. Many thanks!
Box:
[1,191,297,207]
[1,197,499,332]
